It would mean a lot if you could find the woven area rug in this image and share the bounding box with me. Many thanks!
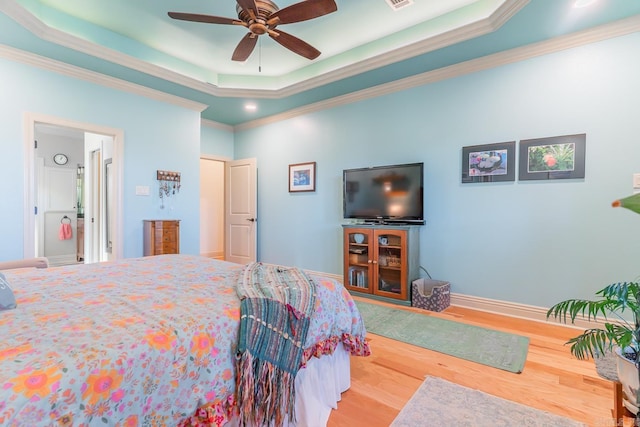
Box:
[391,377,586,427]
[355,300,529,373]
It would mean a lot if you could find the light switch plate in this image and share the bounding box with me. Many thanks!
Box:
[135,185,150,196]
[634,174,640,189]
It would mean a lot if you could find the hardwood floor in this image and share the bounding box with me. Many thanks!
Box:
[327,296,637,427]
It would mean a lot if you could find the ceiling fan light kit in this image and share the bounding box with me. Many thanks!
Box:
[168,0,337,62]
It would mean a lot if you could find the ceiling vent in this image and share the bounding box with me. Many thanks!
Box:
[384,0,414,11]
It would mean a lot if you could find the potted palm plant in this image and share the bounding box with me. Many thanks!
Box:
[546,193,640,415]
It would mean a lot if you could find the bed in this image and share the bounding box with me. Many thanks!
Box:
[0,254,370,426]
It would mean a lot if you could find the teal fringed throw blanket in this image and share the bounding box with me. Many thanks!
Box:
[235,262,316,427]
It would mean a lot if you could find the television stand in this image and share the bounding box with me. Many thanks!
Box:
[342,224,420,305]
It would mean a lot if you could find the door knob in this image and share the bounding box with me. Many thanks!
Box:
[246,218,256,222]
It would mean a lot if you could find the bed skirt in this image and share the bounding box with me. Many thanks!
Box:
[225,344,350,427]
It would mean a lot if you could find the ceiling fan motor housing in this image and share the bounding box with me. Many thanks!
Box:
[237,0,279,34]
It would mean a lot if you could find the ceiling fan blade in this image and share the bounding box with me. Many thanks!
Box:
[236,0,259,20]
[267,0,337,25]
[232,33,259,61]
[268,29,321,60]
[168,12,244,26]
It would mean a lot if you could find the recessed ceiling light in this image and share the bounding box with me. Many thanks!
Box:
[244,103,257,111]
[573,0,597,8]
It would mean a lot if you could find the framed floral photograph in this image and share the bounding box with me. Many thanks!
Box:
[289,162,316,192]
[461,141,516,183]
[518,134,585,181]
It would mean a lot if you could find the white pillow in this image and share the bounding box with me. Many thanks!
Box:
[0,272,17,310]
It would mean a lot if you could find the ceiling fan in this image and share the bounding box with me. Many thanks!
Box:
[168,0,338,62]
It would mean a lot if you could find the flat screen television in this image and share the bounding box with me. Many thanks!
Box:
[343,162,424,225]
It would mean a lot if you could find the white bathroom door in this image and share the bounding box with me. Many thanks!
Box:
[41,167,77,264]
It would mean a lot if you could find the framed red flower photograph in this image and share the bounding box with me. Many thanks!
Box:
[519,134,586,181]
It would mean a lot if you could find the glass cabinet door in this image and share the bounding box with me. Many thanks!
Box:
[375,232,403,296]
[346,230,371,292]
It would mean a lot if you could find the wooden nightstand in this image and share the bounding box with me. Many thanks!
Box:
[143,220,180,256]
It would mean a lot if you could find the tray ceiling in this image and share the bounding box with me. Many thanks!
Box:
[1,0,640,126]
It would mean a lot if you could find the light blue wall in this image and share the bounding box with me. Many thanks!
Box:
[234,32,640,308]
[201,123,234,158]
[0,57,201,259]
[4,32,639,310]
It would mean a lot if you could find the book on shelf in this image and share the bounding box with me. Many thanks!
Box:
[349,268,367,288]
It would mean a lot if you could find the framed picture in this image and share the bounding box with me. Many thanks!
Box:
[462,141,516,183]
[289,162,316,192]
[518,134,585,181]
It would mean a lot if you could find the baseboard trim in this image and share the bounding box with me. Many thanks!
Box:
[300,269,608,330]
[450,293,588,330]
[47,254,78,267]
[200,251,224,260]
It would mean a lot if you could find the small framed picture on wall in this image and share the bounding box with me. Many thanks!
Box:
[518,133,585,181]
[461,141,516,183]
[289,162,316,192]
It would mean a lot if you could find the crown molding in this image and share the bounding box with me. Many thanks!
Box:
[0,1,226,96]
[0,44,207,112]
[231,0,531,98]
[0,0,528,98]
[201,119,234,133]
[234,14,640,131]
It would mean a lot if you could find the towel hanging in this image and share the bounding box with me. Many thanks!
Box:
[59,222,73,240]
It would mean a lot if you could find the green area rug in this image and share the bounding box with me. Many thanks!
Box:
[391,376,585,426]
[356,300,529,373]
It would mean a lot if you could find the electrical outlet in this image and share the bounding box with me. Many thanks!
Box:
[135,185,150,196]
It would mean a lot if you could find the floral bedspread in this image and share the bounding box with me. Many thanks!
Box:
[0,255,369,426]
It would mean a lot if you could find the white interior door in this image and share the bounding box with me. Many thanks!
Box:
[225,158,257,264]
[35,157,45,257]
[41,167,77,265]
[86,149,101,263]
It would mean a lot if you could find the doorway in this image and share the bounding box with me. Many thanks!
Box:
[200,155,257,263]
[200,156,225,260]
[24,113,124,263]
